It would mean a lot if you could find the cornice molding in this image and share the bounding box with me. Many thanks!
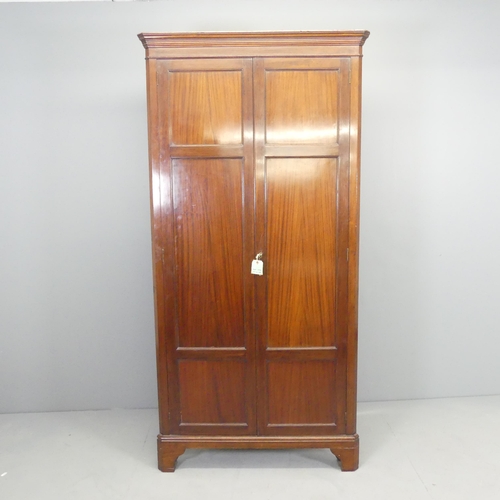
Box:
[138,31,370,50]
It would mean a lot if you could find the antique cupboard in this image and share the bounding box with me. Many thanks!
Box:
[138,31,369,472]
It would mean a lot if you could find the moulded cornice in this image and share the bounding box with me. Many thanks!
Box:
[138,31,370,50]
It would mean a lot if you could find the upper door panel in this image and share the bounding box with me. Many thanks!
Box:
[157,58,250,149]
[169,69,243,145]
[265,63,340,145]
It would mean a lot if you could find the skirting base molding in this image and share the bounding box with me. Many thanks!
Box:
[157,434,359,472]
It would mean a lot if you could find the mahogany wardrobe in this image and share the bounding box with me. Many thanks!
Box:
[138,31,369,472]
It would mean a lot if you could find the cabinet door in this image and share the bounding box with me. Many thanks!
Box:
[155,58,256,435]
[254,57,351,436]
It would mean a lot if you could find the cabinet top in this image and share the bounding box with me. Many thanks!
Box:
[138,31,369,58]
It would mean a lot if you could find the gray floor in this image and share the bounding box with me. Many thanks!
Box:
[1,395,499,499]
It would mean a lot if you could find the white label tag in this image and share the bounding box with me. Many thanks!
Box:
[251,259,264,276]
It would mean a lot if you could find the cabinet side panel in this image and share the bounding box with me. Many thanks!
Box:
[346,56,363,434]
[145,58,171,435]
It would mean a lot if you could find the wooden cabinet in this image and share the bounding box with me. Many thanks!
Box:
[138,31,369,472]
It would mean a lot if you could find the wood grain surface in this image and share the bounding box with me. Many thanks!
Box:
[265,69,339,144]
[170,70,242,145]
[266,157,338,348]
[173,158,245,348]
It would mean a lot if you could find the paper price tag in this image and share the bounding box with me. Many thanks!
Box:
[251,259,264,276]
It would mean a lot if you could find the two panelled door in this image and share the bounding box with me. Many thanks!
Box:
[155,56,351,437]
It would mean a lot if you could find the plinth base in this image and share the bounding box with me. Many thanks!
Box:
[157,434,359,472]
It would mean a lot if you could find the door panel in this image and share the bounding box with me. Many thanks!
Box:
[169,69,243,145]
[173,158,245,348]
[179,360,247,425]
[266,157,338,348]
[265,69,339,144]
[156,58,256,436]
[267,361,337,426]
[254,57,351,436]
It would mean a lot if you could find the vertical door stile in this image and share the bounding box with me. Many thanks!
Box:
[252,57,268,435]
[156,60,179,435]
[335,57,353,434]
[242,58,258,435]
[146,57,171,436]
[346,55,362,436]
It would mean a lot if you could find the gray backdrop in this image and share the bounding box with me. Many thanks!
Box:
[1,0,500,413]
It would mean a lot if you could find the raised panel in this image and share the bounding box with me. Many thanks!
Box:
[266,157,338,347]
[178,360,247,424]
[265,69,339,144]
[169,70,243,145]
[173,158,245,348]
[267,361,337,425]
